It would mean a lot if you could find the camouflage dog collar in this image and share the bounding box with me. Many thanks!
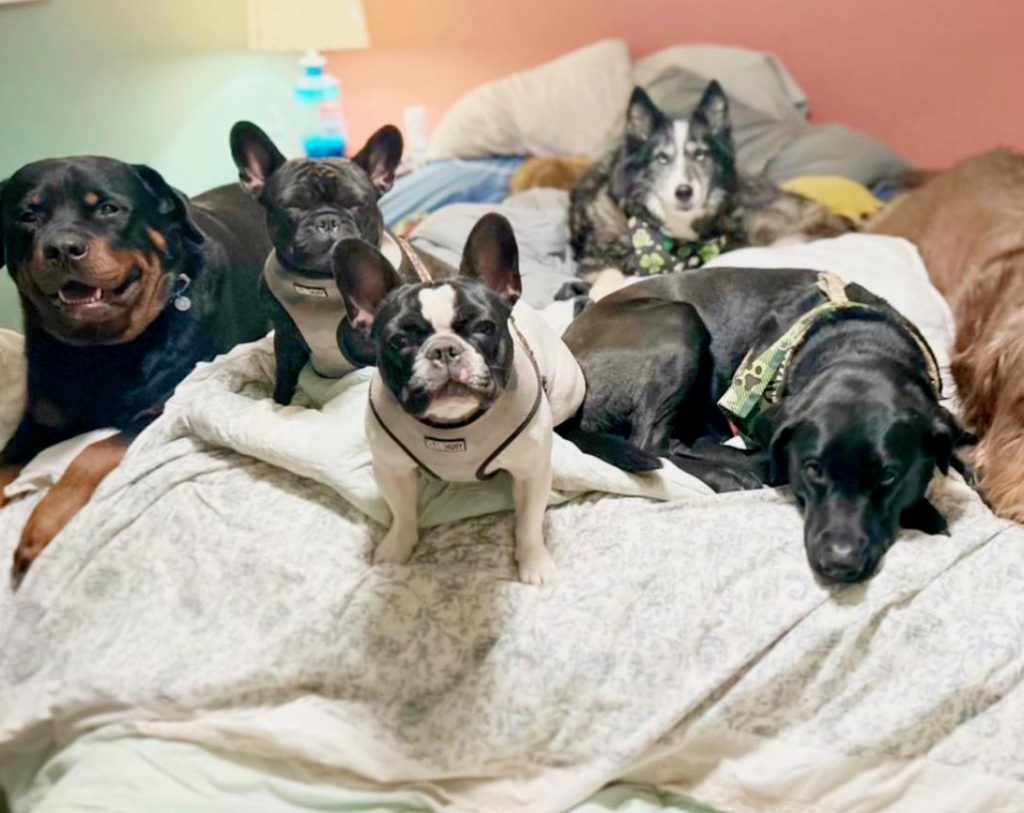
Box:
[628,216,725,276]
[718,273,942,438]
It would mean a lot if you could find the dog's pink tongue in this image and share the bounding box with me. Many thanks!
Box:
[457,368,471,384]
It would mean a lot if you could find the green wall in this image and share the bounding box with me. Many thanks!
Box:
[0,0,300,329]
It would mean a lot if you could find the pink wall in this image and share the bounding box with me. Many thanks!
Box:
[328,0,1022,168]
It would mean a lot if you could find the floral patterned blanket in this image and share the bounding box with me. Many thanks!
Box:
[2,237,1023,812]
[1,332,1023,813]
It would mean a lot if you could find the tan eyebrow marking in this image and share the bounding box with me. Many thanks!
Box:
[83,192,99,206]
[146,228,167,253]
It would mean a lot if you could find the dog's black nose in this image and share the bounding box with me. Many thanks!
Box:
[313,213,340,234]
[817,540,868,583]
[43,234,89,264]
[675,184,694,205]
[427,339,463,363]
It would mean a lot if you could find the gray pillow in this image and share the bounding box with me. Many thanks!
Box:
[764,123,911,186]
[642,66,802,177]
[410,190,578,309]
[641,66,910,185]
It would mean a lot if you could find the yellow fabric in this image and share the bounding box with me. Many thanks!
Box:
[782,175,883,221]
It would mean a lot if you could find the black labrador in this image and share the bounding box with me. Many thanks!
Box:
[560,267,970,583]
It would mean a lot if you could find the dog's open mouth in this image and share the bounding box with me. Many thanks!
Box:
[52,268,143,315]
[437,380,481,398]
[417,380,492,425]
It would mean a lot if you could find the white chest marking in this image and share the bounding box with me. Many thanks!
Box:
[418,285,457,333]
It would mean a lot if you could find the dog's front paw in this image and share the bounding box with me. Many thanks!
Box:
[0,466,21,508]
[554,279,591,301]
[516,544,557,585]
[373,527,418,565]
[12,500,69,577]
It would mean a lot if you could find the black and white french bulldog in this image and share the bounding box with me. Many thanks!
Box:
[332,214,594,584]
[229,121,451,404]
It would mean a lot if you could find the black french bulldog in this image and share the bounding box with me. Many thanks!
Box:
[0,156,271,575]
[561,267,971,584]
[229,121,451,405]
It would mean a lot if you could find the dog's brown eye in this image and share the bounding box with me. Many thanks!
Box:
[878,467,899,487]
[97,202,120,216]
[803,460,825,483]
[693,147,709,162]
[655,153,671,165]
[388,335,407,351]
[475,320,496,336]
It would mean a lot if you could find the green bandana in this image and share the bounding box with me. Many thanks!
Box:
[718,273,942,439]
[628,216,725,276]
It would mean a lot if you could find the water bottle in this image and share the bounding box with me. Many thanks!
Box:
[294,50,347,158]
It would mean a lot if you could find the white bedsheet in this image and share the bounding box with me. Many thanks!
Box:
[2,238,1023,813]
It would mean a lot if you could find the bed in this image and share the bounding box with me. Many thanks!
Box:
[2,224,1024,813]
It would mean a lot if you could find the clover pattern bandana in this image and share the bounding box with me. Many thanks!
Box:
[628,216,726,276]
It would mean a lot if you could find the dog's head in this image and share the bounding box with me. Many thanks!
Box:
[0,157,204,345]
[613,81,737,241]
[763,372,963,584]
[333,213,522,424]
[230,121,402,275]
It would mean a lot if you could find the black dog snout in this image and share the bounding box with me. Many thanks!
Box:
[313,213,341,235]
[816,535,871,583]
[675,184,694,205]
[427,339,463,363]
[44,233,89,264]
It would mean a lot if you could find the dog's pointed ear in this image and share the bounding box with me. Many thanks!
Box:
[460,213,522,304]
[230,121,286,200]
[692,80,730,136]
[131,164,204,247]
[352,125,403,197]
[332,238,402,333]
[624,86,664,146]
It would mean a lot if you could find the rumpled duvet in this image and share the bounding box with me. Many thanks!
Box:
[2,237,1024,813]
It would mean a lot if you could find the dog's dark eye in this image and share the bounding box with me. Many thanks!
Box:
[96,202,121,216]
[387,335,408,352]
[692,147,709,162]
[18,210,39,224]
[475,320,496,336]
[655,153,672,165]
[803,460,826,484]
[878,467,900,487]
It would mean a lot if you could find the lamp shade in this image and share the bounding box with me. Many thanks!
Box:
[247,0,369,52]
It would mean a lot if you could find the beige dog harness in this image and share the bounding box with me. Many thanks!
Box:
[368,304,585,482]
[264,233,432,378]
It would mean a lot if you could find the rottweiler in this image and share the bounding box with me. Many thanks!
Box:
[0,156,272,576]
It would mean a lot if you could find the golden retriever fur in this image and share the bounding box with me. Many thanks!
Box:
[509,156,592,195]
[869,149,1024,520]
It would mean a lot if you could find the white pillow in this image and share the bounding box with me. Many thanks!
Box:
[427,39,632,161]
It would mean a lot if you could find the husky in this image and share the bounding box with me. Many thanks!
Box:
[567,81,852,297]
